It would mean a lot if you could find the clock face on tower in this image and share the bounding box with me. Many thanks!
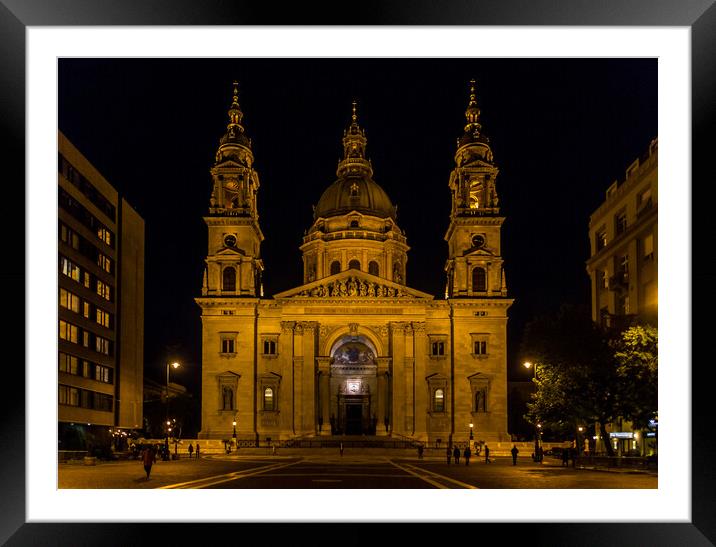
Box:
[471,234,485,249]
[224,234,237,248]
[348,381,360,394]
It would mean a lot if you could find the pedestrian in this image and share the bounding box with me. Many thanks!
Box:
[339,442,344,457]
[511,444,519,465]
[464,445,471,466]
[418,444,424,460]
[484,444,491,463]
[195,442,200,459]
[188,443,194,459]
[446,445,452,464]
[453,445,460,465]
[272,442,277,456]
[141,445,156,480]
[571,446,577,468]
[562,447,569,467]
[538,445,544,463]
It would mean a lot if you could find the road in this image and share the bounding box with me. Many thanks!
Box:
[58,452,657,489]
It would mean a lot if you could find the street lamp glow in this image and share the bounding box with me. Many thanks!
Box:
[170,362,180,369]
[578,426,584,432]
[523,361,533,369]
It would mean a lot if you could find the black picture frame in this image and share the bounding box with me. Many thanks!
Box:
[3,1,713,544]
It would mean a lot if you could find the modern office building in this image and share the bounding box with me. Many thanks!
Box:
[197,82,513,445]
[58,131,145,452]
[586,138,658,455]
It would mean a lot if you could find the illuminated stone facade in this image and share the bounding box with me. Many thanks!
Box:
[197,82,513,444]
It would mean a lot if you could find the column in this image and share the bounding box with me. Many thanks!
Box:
[376,357,391,436]
[413,322,428,441]
[300,322,318,435]
[404,324,415,434]
[279,321,295,437]
[317,365,331,435]
[390,322,406,436]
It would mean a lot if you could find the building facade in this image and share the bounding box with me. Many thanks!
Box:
[197,82,513,445]
[58,132,145,451]
[585,138,658,456]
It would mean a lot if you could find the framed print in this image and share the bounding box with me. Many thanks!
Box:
[2,0,714,544]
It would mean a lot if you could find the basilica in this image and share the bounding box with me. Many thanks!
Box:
[196,81,513,445]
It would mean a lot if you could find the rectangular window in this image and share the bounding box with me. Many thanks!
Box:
[96,280,111,301]
[59,288,80,313]
[431,341,445,356]
[615,210,628,235]
[617,294,630,315]
[82,330,90,348]
[81,389,92,408]
[83,301,91,318]
[474,341,487,355]
[221,338,235,354]
[595,229,607,251]
[95,365,112,383]
[643,234,654,261]
[598,270,608,289]
[637,187,653,214]
[82,360,92,378]
[59,320,78,343]
[83,271,91,288]
[59,352,79,375]
[97,226,113,246]
[59,385,80,406]
[60,223,80,249]
[60,256,81,282]
[97,253,112,273]
[263,340,277,355]
[96,308,111,328]
[95,336,111,355]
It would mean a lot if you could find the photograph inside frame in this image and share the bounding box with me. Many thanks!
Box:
[56,58,658,491]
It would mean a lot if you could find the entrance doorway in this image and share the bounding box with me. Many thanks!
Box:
[345,403,363,435]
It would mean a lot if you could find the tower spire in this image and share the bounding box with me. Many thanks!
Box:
[227,80,244,130]
[464,78,482,134]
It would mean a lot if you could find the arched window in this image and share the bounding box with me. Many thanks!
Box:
[433,388,445,412]
[223,267,236,292]
[348,259,361,271]
[472,267,486,292]
[368,261,379,276]
[330,261,341,275]
[393,262,403,283]
[349,219,359,228]
[263,387,275,411]
[222,386,234,410]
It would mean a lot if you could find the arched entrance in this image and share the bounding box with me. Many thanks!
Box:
[329,337,378,435]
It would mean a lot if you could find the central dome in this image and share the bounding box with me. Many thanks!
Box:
[315,175,396,220]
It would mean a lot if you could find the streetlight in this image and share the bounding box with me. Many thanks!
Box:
[165,362,180,459]
[524,361,541,461]
[469,422,474,441]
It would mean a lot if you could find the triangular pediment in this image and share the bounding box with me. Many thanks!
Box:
[464,247,496,257]
[216,247,247,257]
[273,269,434,300]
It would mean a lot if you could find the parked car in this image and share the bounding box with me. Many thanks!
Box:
[544,447,565,458]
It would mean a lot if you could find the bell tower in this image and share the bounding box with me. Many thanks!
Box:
[202,82,264,297]
[445,80,507,298]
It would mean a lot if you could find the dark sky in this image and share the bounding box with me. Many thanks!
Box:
[58,58,657,397]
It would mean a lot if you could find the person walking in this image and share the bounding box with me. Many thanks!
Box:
[484,444,491,464]
[446,445,452,464]
[562,447,569,467]
[464,445,471,466]
[195,442,200,459]
[511,444,519,465]
[417,444,424,460]
[188,443,194,459]
[453,445,460,465]
[339,442,344,457]
[141,445,156,480]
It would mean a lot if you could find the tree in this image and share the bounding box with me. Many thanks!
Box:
[612,324,658,430]
[521,304,621,456]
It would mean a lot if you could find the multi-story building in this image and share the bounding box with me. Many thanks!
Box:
[58,132,145,452]
[197,82,513,446]
[586,138,658,455]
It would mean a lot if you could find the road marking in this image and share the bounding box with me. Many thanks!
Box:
[159,461,300,489]
[393,462,478,489]
[389,461,451,489]
[312,479,342,482]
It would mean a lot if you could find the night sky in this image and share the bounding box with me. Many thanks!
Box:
[58,58,657,400]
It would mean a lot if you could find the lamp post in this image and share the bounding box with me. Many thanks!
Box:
[523,361,541,461]
[165,361,180,459]
[232,420,237,447]
[469,422,474,441]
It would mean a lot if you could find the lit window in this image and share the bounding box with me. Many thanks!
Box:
[96,308,111,328]
[264,387,275,411]
[59,320,78,343]
[596,229,607,251]
[95,336,111,355]
[59,288,80,313]
[59,352,79,375]
[433,389,445,412]
[97,253,112,273]
[60,257,80,282]
[97,280,111,300]
[643,234,654,260]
